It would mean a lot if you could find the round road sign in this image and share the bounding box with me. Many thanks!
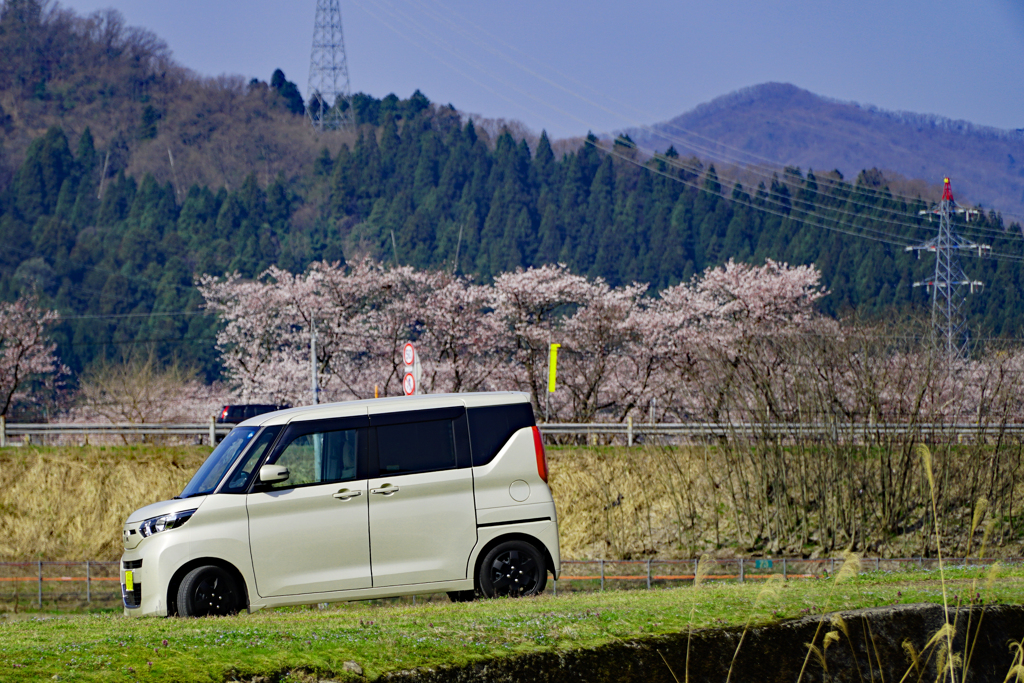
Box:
[403,372,416,396]
[403,343,415,366]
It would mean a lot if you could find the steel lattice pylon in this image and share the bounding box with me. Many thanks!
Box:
[308,0,352,131]
[906,178,988,359]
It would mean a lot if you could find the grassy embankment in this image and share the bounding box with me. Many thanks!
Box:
[1,566,1022,682]
[0,445,209,561]
[3,442,1024,561]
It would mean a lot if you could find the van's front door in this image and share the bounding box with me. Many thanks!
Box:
[247,418,371,597]
[368,407,477,588]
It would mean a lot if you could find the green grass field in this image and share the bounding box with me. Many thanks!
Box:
[1,565,1021,682]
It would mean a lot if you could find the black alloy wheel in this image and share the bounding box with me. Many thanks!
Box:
[478,540,547,598]
[177,565,242,617]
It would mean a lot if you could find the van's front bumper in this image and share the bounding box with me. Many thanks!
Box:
[120,529,191,617]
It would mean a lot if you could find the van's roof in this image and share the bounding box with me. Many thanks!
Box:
[238,391,532,428]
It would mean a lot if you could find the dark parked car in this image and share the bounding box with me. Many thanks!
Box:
[217,404,289,424]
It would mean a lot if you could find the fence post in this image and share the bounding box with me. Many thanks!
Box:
[875,557,880,572]
[86,560,91,603]
[208,416,216,446]
[38,560,43,608]
[831,557,836,575]
[600,560,605,591]
[0,415,5,447]
[647,559,652,589]
[553,578,556,596]
[782,558,787,581]
[627,416,633,447]
[739,558,744,584]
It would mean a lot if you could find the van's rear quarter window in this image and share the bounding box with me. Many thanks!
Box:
[468,403,535,466]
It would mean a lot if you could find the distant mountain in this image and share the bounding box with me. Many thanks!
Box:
[630,83,1024,216]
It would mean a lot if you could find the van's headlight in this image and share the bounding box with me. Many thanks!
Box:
[138,509,197,538]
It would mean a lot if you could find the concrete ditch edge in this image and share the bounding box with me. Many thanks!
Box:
[375,603,1024,683]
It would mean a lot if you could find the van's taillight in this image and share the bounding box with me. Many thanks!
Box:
[532,426,548,482]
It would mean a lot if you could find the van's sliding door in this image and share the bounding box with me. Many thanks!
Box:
[367,406,477,588]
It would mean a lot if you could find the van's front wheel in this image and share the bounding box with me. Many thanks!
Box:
[177,566,242,617]
[478,541,547,598]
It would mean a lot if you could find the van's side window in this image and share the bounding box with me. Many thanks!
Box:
[222,425,282,493]
[270,428,365,489]
[376,419,456,475]
[467,403,536,466]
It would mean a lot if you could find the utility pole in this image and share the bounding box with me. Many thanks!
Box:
[905,177,988,359]
[307,0,353,131]
[311,316,319,405]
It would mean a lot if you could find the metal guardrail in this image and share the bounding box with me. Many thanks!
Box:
[1,419,1023,447]
[5,421,1024,437]
[541,421,1024,445]
[0,418,232,446]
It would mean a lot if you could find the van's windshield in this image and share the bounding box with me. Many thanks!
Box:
[178,427,261,499]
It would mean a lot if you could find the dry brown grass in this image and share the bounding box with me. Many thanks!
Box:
[547,441,1024,562]
[549,444,722,560]
[0,445,208,561]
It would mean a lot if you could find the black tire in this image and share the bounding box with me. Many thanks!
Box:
[447,590,476,603]
[477,540,547,598]
[177,565,243,617]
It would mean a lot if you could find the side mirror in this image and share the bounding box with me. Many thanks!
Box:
[258,464,290,484]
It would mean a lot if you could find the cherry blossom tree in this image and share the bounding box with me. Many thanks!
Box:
[70,351,232,425]
[200,256,1024,429]
[0,295,62,417]
[490,264,595,412]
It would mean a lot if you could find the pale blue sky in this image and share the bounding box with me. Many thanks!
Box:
[59,0,1024,140]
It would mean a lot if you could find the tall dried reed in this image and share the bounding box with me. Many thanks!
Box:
[548,433,1024,560]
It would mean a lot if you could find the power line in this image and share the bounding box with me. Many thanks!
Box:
[378,0,1024,224]
[589,140,915,248]
[58,310,210,321]
[359,0,1021,247]
[605,139,1024,265]
[353,0,931,250]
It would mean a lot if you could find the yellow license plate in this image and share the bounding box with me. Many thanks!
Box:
[125,570,134,591]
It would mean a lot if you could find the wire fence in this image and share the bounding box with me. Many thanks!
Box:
[546,557,1021,595]
[0,561,122,610]
[2,557,1018,611]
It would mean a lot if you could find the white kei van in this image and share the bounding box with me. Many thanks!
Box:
[119,392,560,617]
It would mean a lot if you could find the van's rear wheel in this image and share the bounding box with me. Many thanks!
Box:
[478,540,547,598]
[177,566,242,617]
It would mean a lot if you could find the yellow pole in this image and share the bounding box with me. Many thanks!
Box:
[548,343,560,393]
[546,343,560,421]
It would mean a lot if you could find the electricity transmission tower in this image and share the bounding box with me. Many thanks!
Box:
[307,0,352,131]
[905,178,988,359]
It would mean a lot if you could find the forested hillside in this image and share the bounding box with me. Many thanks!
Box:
[0,0,337,194]
[2,0,1024,391]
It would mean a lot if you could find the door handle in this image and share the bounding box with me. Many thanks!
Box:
[370,486,400,496]
[333,489,363,500]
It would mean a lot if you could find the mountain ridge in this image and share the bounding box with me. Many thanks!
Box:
[630,82,1024,216]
